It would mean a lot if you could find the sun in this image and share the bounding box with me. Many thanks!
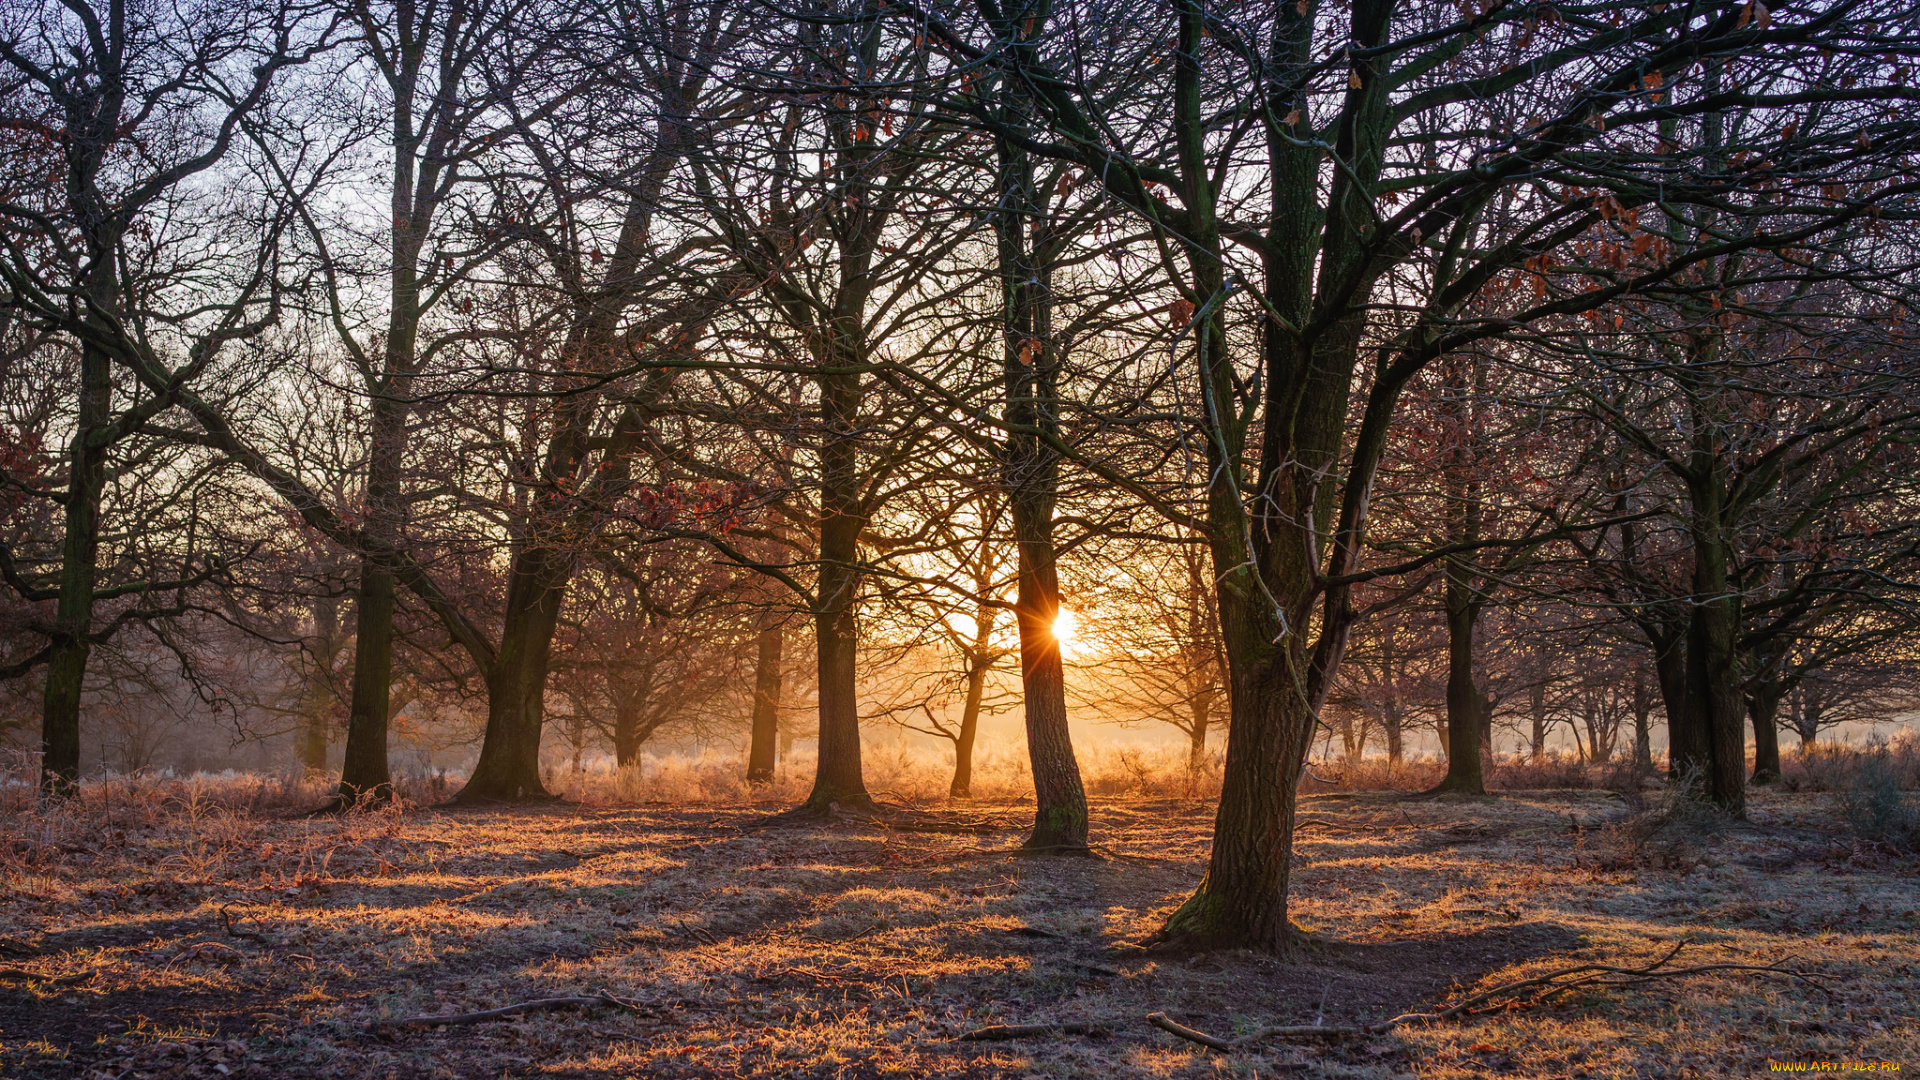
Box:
[1053,609,1081,657]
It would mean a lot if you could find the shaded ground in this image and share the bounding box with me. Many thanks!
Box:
[1,789,1914,1078]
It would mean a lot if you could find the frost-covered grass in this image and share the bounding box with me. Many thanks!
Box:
[2,758,1914,1078]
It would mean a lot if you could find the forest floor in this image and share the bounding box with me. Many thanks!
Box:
[1,786,1915,1079]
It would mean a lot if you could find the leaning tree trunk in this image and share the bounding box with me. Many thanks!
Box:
[455,550,568,803]
[745,619,784,784]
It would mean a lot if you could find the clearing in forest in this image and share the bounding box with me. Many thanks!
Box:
[1,787,1914,1078]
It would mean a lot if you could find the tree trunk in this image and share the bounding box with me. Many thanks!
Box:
[746,619,783,783]
[1010,522,1087,849]
[613,693,643,767]
[1157,650,1306,952]
[335,184,425,804]
[1528,679,1548,761]
[1586,707,1614,764]
[39,229,119,796]
[802,585,870,812]
[1188,685,1212,774]
[455,551,567,802]
[951,656,988,798]
[299,593,341,776]
[995,96,1087,854]
[1791,686,1819,745]
[1748,686,1783,784]
[337,555,397,802]
[1632,672,1655,771]
[40,409,104,795]
[1431,580,1486,794]
[1651,628,1700,779]
[1685,500,1746,813]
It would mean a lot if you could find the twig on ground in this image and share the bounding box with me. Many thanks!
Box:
[956,1021,1112,1041]
[1147,944,1829,1049]
[221,903,268,942]
[381,991,644,1030]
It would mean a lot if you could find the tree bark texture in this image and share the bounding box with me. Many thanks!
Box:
[746,620,784,783]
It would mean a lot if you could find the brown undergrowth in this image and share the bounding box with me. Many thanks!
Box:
[1,777,1914,1079]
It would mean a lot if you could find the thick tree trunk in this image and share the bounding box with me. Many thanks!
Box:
[802,590,870,812]
[455,551,567,802]
[613,695,644,767]
[746,620,783,783]
[1157,651,1306,952]
[337,557,397,802]
[40,419,104,795]
[40,241,118,796]
[1686,511,1746,813]
[1431,582,1486,794]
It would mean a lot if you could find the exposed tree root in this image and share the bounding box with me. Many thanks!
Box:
[1146,944,1826,1049]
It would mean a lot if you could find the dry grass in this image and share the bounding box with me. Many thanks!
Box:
[2,745,1916,1078]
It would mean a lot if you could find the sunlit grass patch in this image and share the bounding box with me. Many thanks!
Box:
[3,778,1914,1078]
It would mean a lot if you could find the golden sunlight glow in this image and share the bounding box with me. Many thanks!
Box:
[1053,609,1080,658]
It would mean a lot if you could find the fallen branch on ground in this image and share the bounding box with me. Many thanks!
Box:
[1146,1013,1234,1050]
[381,991,644,1030]
[1148,943,1827,1049]
[956,1022,1111,1041]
